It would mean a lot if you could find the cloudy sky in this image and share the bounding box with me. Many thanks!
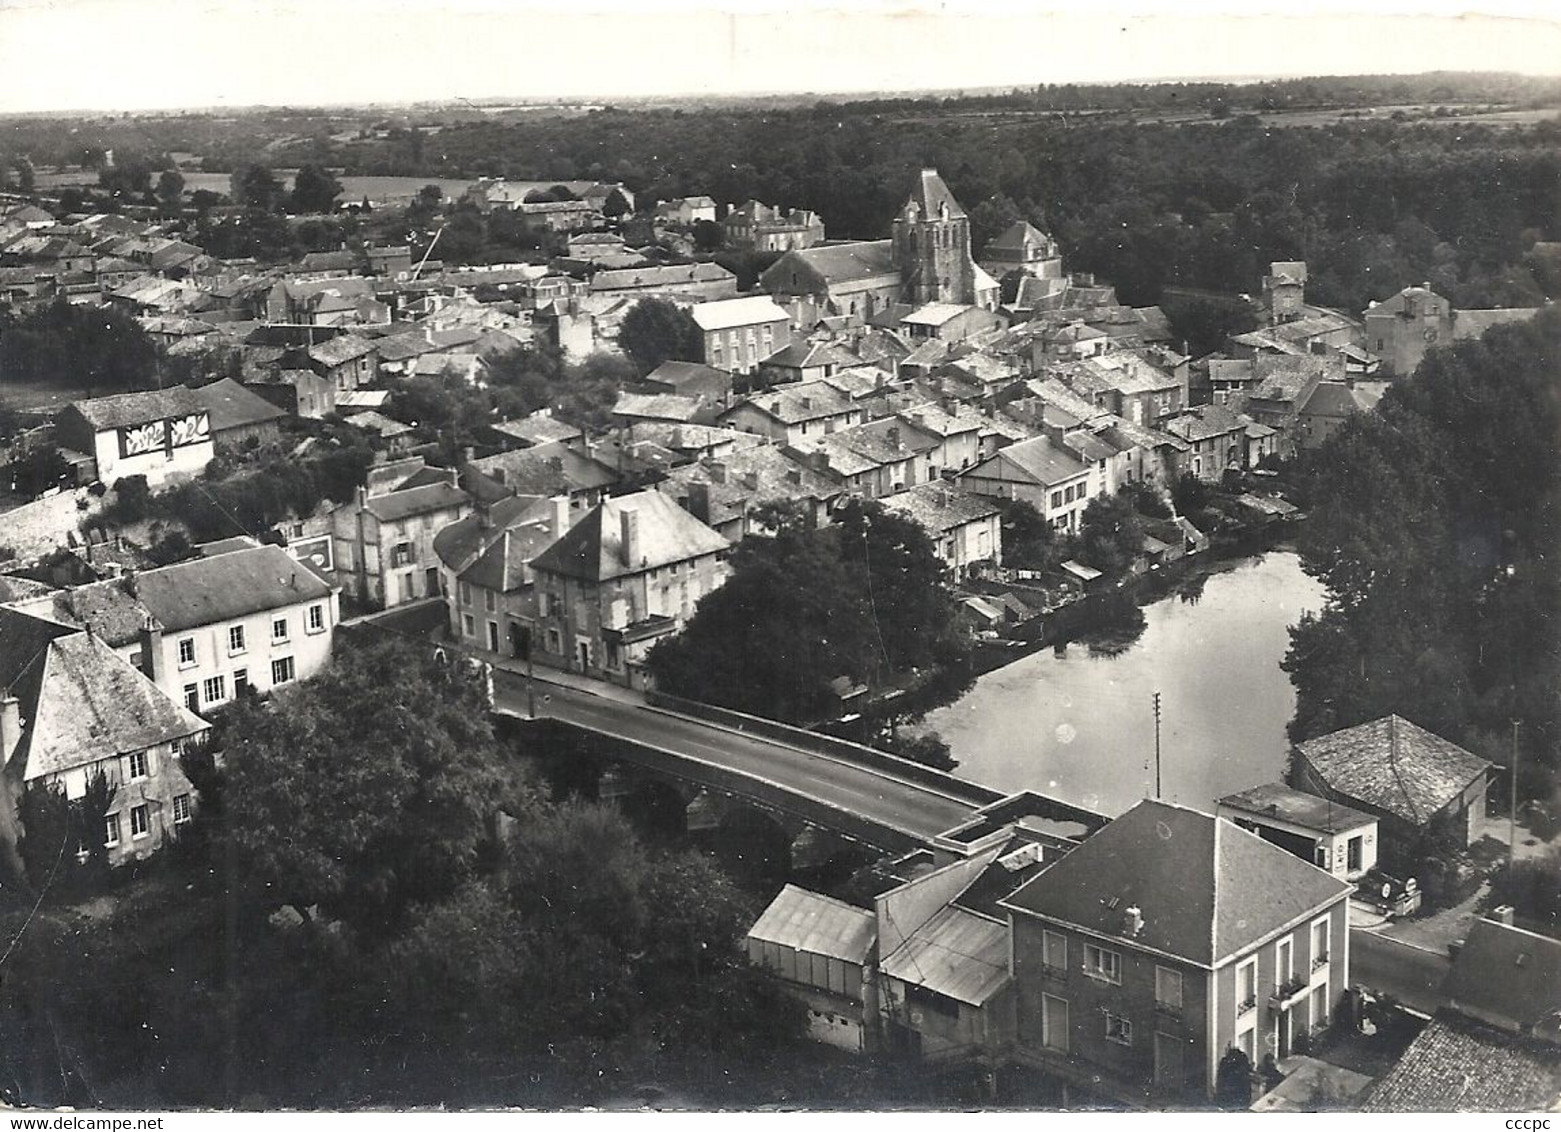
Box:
[0,0,1557,113]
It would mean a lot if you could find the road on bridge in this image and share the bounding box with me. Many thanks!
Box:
[492,669,982,846]
[1350,929,1450,1016]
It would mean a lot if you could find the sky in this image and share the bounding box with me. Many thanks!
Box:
[0,0,1557,114]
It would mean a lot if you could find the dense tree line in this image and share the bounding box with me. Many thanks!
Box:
[0,639,805,1108]
[1283,308,1561,800]
[0,300,160,397]
[649,500,969,722]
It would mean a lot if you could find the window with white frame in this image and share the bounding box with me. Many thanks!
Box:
[1154,966,1183,1014]
[104,813,121,848]
[459,581,472,606]
[127,751,149,781]
[228,625,246,654]
[178,637,196,667]
[202,675,226,704]
[1234,1026,1256,1063]
[1104,1012,1133,1046]
[307,604,325,633]
[1083,944,1122,984]
[1310,982,1329,1030]
[1277,937,1294,987]
[484,589,496,612]
[462,613,475,638]
[271,656,295,685]
[1236,958,1258,1014]
[1311,917,1330,969]
[272,616,289,643]
[172,794,192,825]
[130,805,150,839]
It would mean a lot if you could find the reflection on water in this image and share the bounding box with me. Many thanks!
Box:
[919,552,1326,817]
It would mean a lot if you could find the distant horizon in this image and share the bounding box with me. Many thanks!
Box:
[1,1,1558,116]
[4,69,1559,121]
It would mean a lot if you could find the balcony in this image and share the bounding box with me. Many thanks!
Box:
[1041,962,1068,982]
[1311,953,1329,974]
[1269,974,1310,1012]
[1236,995,1258,1019]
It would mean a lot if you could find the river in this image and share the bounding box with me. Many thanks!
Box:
[919,550,1328,817]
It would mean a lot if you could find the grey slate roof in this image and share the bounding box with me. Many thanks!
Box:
[881,483,1002,535]
[360,482,470,525]
[1002,799,1352,968]
[191,378,286,433]
[132,544,334,633]
[0,607,207,781]
[1441,919,1561,1034]
[1296,715,1492,827]
[531,489,728,583]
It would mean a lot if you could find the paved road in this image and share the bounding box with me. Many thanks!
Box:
[1350,929,1450,1015]
[493,669,981,846]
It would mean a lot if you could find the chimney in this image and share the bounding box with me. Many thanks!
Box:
[785,467,802,485]
[0,691,20,761]
[687,481,711,523]
[707,460,727,484]
[619,507,640,567]
[887,425,901,450]
[1124,906,1144,938]
[550,494,570,538]
[462,445,475,464]
[491,467,507,486]
[741,470,760,491]
[800,396,812,411]
[1490,905,1516,926]
[356,484,368,510]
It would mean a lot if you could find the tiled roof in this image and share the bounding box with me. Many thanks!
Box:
[192,377,286,433]
[133,544,334,633]
[1299,381,1373,419]
[0,608,207,781]
[1002,799,1352,967]
[344,409,413,438]
[612,391,705,423]
[360,481,470,525]
[469,443,618,497]
[432,495,545,574]
[1442,919,1561,1034]
[965,436,1088,488]
[880,905,1008,1006]
[723,380,855,426]
[765,240,896,288]
[902,169,967,222]
[690,295,789,331]
[307,333,378,367]
[659,447,839,528]
[68,385,202,431]
[1164,405,1247,444]
[1361,1015,1561,1112]
[881,483,1001,535]
[588,262,734,291]
[1452,306,1546,340]
[490,412,583,447]
[1217,782,1377,835]
[459,501,565,594]
[20,577,154,647]
[903,302,969,327]
[531,489,728,582]
[747,884,876,965]
[985,220,1052,254]
[1296,715,1492,827]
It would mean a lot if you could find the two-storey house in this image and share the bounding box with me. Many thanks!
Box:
[1,608,209,870]
[717,381,863,446]
[332,471,473,608]
[689,295,793,375]
[1162,406,1248,482]
[881,483,1002,581]
[528,490,729,688]
[957,436,1097,533]
[1001,799,1353,1105]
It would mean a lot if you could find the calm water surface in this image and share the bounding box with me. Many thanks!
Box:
[922,551,1327,816]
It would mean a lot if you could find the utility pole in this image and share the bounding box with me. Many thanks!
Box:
[1153,691,1163,800]
[1510,720,1520,868]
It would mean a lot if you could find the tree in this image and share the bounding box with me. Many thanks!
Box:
[618,297,703,375]
[692,219,724,251]
[1076,490,1145,575]
[219,638,517,930]
[0,299,158,396]
[998,498,1058,571]
[649,500,967,722]
[155,169,185,213]
[231,163,284,213]
[290,163,343,215]
[601,187,631,220]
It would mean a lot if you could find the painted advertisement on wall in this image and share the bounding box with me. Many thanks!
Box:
[289,535,334,574]
[117,412,209,458]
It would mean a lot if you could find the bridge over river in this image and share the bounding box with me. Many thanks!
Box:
[490,666,1105,855]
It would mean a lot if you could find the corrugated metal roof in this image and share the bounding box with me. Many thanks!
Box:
[747,884,875,965]
[879,905,1010,1006]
